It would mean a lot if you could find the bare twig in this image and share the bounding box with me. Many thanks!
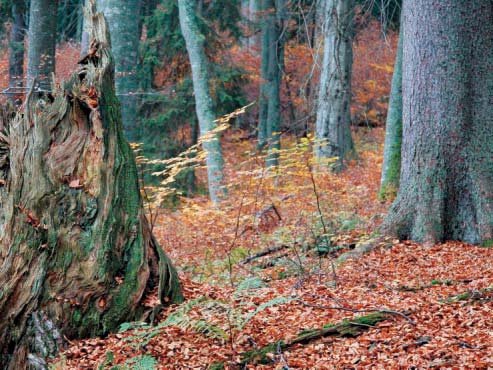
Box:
[296,299,416,326]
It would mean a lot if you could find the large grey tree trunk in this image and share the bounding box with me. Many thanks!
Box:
[178,0,226,204]
[379,25,402,200]
[8,0,26,104]
[383,1,493,245]
[314,0,355,170]
[26,0,58,91]
[97,0,141,142]
[0,3,182,368]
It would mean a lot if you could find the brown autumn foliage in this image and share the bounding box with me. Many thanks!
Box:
[3,15,493,370]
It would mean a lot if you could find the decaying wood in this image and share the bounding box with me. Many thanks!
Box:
[0,2,182,368]
[240,245,289,265]
[240,312,388,365]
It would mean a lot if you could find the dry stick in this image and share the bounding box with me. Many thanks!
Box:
[296,299,417,326]
[240,245,290,265]
[307,162,338,285]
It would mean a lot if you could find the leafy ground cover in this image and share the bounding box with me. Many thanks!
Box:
[50,129,493,369]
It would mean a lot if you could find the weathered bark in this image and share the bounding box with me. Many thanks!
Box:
[97,0,141,142]
[27,0,58,91]
[178,0,226,204]
[8,0,26,104]
[379,25,402,200]
[81,0,90,56]
[0,3,182,368]
[314,0,355,170]
[383,1,493,245]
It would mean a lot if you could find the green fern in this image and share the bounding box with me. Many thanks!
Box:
[234,277,266,297]
[121,294,293,348]
[193,319,228,340]
[108,355,157,370]
[240,296,294,329]
[123,355,157,370]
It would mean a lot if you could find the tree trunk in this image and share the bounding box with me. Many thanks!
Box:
[264,0,286,167]
[383,1,493,245]
[8,0,26,105]
[257,0,270,150]
[27,0,58,91]
[0,3,183,368]
[97,0,141,142]
[240,0,260,52]
[178,0,226,205]
[379,25,402,200]
[314,0,355,170]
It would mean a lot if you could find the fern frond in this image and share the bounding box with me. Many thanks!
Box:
[192,319,229,341]
[234,277,266,297]
[241,296,293,329]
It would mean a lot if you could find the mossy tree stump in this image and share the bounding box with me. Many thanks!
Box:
[0,3,182,368]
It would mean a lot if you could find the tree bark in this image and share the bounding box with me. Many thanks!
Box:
[8,0,26,104]
[0,3,182,368]
[97,0,141,142]
[27,0,58,91]
[257,0,270,150]
[314,0,355,170]
[383,0,493,245]
[379,25,402,200]
[240,0,260,52]
[265,0,286,167]
[178,0,226,204]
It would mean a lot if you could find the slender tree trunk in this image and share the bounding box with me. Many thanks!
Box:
[257,0,270,150]
[8,0,26,105]
[383,0,493,245]
[27,0,58,92]
[178,0,226,204]
[314,0,326,48]
[97,0,141,142]
[265,0,286,167]
[0,4,182,368]
[241,0,260,52]
[379,25,402,200]
[314,0,355,170]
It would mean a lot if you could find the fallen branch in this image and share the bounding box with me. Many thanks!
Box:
[240,312,388,365]
[296,299,416,326]
[240,245,289,265]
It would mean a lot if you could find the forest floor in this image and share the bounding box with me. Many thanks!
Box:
[52,129,493,369]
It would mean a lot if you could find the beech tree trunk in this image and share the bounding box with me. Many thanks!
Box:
[379,25,402,200]
[26,0,58,91]
[8,0,26,104]
[383,1,493,245]
[97,0,141,142]
[178,0,226,204]
[257,0,285,165]
[0,3,182,368]
[257,0,270,150]
[265,0,286,167]
[314,0,355,170]
[240,0,260,52]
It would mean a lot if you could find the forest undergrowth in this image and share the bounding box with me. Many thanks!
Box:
[51,129,493,369]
